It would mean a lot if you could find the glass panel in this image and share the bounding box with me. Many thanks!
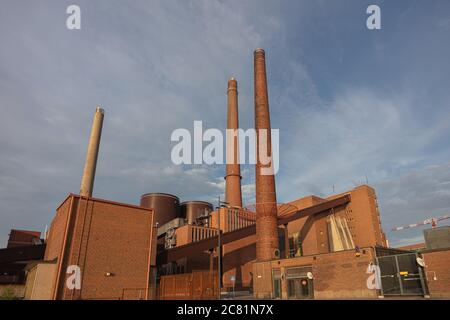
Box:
[272,269,281,299]
[300,278,311,298]
[273,279,281,299]
[287,278,313,299]
[287,279,296,298]
[285,266,312,279]
[272,269,281,279]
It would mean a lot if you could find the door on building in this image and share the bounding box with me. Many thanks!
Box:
[287,278,313,299]
[285,266,314,299]
[272,269,281,299]
[377,252,427,296]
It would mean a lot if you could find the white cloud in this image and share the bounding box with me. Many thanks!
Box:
[375,163,450,246]
[393,235,425,248]
[1,1,450,250]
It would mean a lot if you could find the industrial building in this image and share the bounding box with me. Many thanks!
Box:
[0,230,45,298]
[3,48,450,300]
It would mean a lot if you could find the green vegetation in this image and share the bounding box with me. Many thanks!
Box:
[0,288,19,300]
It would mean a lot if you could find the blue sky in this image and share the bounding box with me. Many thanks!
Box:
[1,0,450,247]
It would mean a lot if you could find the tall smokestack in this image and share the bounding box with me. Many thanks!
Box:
[80,106,104,197]
[225,77,243,208]
[254,48,279,261]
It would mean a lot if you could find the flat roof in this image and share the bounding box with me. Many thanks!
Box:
[56,193,154,213]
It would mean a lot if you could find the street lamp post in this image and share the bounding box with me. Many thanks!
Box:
[216,196,229,300]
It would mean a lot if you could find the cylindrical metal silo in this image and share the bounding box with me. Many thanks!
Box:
[140,193,181,226]
[180,201,213,225]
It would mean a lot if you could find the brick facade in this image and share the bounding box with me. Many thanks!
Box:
[422,249,450,298]
[7,230,41,248]
[44,194,157,300]
[253,247,378,299]
[164,185,387,294]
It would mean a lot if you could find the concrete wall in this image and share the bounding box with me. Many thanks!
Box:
[24,263,57,300]
[24,267,36,299]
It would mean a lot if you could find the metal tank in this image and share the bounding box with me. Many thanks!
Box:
[180,201,214,225]
[140,193,181,226]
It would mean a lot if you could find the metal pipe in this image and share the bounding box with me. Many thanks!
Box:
[217,198,222,300]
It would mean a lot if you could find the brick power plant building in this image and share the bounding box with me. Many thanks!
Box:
[2,49,450,300]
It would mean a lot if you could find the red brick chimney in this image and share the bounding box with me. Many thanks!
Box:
[254,49,279,261]
[225,77,243,208]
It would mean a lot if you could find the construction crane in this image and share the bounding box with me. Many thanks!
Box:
[391,214,450,232]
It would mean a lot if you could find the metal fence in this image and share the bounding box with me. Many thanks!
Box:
[376,252,427,296]
[158,270,218,300]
